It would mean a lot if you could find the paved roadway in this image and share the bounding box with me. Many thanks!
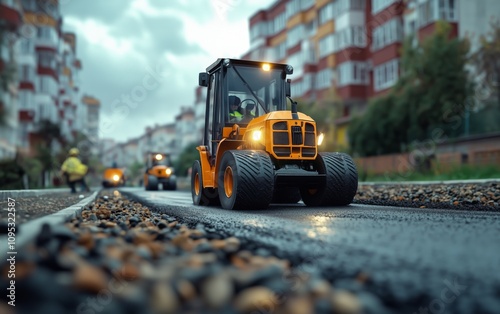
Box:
[120,188,500,313]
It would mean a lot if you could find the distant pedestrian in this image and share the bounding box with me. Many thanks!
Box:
[61,148,91,193]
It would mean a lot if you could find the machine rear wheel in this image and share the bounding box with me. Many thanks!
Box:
[191,160,220,206]
[218,150,274,210]
[300,152,358,206]
[146,175,158,191]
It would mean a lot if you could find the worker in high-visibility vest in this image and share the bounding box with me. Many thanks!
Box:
[61,148,91,193]
[229,95,243,122]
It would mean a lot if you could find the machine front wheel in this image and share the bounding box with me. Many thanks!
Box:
[301,152,358,206]
[218,150,274,210]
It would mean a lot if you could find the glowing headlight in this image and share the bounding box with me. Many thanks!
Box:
[317,133,325,146]
[252,130,262,141]
[112,174,120,181]
[155,154,163,161]
[262,63,270,71]
[166,168,172,175]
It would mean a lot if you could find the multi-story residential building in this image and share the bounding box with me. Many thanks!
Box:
[60,32,83,142]
[243,0,500,149]
[0,0,92,160]
[0,0,22,159]
[81,94,100,154]
[174,106,196,157]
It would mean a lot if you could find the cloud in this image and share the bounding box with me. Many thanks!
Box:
[60,0,275,142]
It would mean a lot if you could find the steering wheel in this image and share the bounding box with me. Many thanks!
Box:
[240,99,257,112]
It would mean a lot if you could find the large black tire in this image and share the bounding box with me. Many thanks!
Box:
[218,150,274,210]
[191,160,220,206]
[146,175,159,191]
[272,187,302,204]
[300,152,358,206]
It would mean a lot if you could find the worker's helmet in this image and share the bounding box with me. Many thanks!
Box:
[69,148,79,156]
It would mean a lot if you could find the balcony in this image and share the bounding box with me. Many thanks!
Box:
[19,110,35,122]
[0,3,22,31]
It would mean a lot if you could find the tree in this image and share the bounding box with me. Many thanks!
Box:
[471,18,500,106]
[174,142,200,177]
[349,21,473,157]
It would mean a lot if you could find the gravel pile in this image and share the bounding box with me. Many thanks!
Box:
[0,190,367,314]
[355,182,500,211]
[0,192,94,224]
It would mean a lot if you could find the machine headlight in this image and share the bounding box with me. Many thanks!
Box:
[252,130,262,141]
[285,64,293,74]
[262,63,271,71]
[317,133,325,146]
[166,168,172,175]
[155,154,163,161]
[112,174,120,181]
[223,58,231,67]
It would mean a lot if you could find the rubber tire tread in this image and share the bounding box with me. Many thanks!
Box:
[301,152,358,206]
[219,150,274,210]
[147,175,159,191]
[191,160,220,206]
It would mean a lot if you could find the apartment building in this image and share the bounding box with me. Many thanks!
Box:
[243,0,500,148]
[81,94,100,154]
[0,0,22,159]
[0,0,94,159]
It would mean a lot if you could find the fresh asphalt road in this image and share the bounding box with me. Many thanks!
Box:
[120,187,500,314]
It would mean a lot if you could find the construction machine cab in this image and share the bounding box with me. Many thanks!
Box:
[198,59,293,159]
[193,58,358,210]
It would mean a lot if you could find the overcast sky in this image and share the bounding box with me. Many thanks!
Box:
[60,0,274,143]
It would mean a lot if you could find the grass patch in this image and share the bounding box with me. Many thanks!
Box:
[359,164,500,182]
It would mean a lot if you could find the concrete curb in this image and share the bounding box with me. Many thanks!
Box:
[0,191,99,256]
[0,188,68,200]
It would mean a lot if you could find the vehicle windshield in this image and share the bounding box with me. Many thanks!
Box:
[150,154,171,167]
[225,65,285,124]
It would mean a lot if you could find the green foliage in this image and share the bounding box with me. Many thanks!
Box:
[174,142,199,177]
[19,157,43,188]
[349,21,473,157]
[361,164,500,182]
[471,19,500,105]
[297,99,342,152]
[0,159,25,189]
[127,160,144,185]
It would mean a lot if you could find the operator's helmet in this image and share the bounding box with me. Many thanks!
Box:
[228,95,241,109]
[69,148,79,156]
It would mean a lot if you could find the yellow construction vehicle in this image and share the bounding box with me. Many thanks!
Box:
[143,152,177,191]
[191,58,358,210]
[102,167,126,188]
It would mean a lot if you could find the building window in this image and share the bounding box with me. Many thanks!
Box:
[316,68,333,89]
[373,59,399,91]
[318,34,334,58]
[18,65,35,82]
[274,42,286,61]
[319,3,333,25]
[418,0,435,27]
[273,12,286,34]
[438,0,456,21]
[337,61,369,87]
[372,0,397,14]
[286,25,304,48]
[286,0,301,19]
[371,18,402,51]
[332,26,367,53]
